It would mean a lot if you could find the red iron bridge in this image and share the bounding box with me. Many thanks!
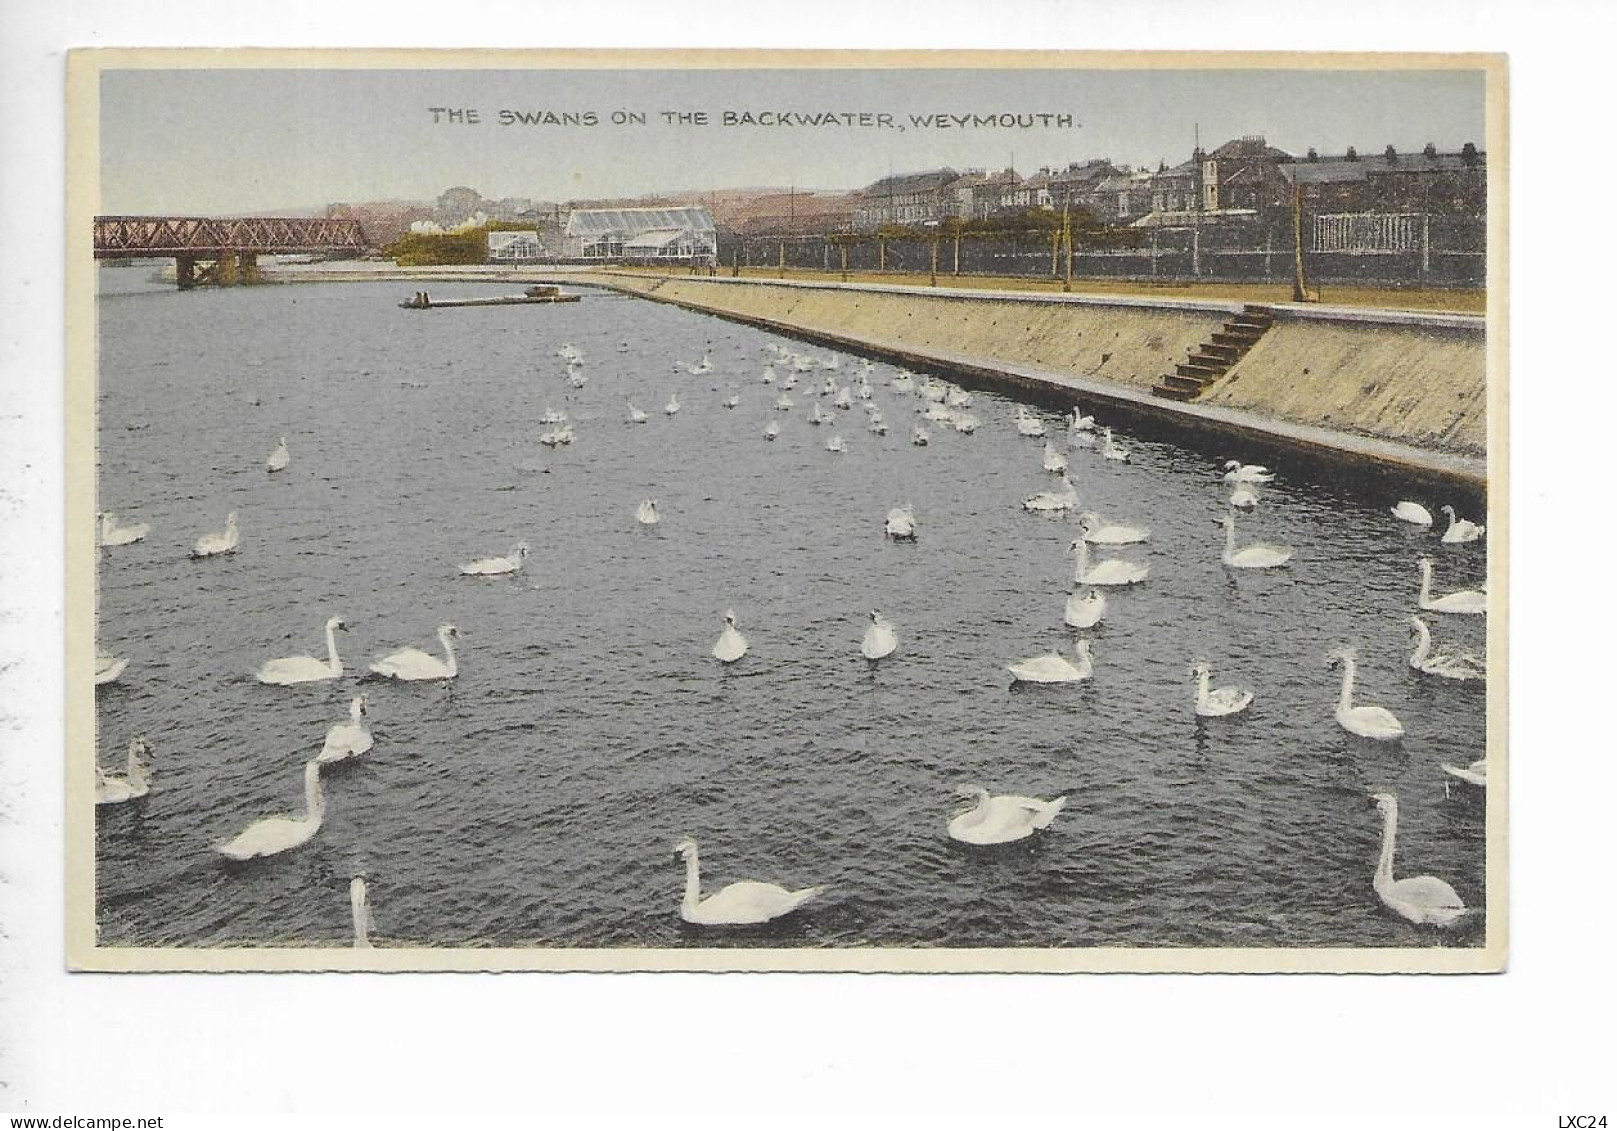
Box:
[94,215,371,288]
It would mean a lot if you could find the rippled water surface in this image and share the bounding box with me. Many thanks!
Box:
[94,270,1490,950]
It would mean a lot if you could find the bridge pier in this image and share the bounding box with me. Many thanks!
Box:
[174,251,259,289]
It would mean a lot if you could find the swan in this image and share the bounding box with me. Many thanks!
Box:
[687,352,713,376]
[923,403,954,423]
[1439,504,1485,544]
[95,737,152,805]
[636,499,660,526]
[947,388,972,408]
[1070,539,1149,586]
[1043,442,1068,473]
[1229,484,1260,510]
[1407,616,1485,681]
[776,393,794,411]
[868,414,889,435]
[761,365,776,384]
[370,624,458,681]
[891,372,915,392]
[712,610,748,663]
[1329,648,1404,740]
[256,616,348,685]
[95,649,128,686]
[1369,792,1469,927]
[1065,588,1106,629]
[265,435,290,473]
[98,511,150,547]
[351,876,374,948]
[540,408,568,425]
[1440,759,1487,790]
[461,542,528,576]
[834,387,853,410]
[1417,557,1486,615]
[862,610,897,661]
[912,425,929,446]
[1191,660,1254,717]
[665,392,681,415]
[316,696,373,764]
[1391,500,1433,527]
[782,373,798,390]
[1023,474,1078,512]
[1218,511,1292,569]
[626,399,648,423]
[191,511,239,558]
[948,786,1066,846]
[1223,460,1275,484]
[826,434,845,453]
[724,392,740,409]
[1009,640,1093,684]
[1078,512,1149,545]
[216,760,325,861]
[859,382,873,401]
[1100,428,1130,462]
[885,505,917,541]
[1068,407,1096,433]
[920,380,947,403]
[764,421,780,441]
[539,424,574,446]
[809,402,826,425]
[953,414,978,434]
[1015,408,1046,438]
[673,837,823,926]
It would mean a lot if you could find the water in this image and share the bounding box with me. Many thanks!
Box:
[93,270,1489,950]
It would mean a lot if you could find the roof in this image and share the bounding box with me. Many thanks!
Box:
[862,168,960,196]
[564,206,715,237]
[623,228,685,250]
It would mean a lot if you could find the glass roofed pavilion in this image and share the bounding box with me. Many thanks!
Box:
[562,206,717,264]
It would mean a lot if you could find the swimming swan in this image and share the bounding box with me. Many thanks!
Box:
[1440,760,1487,790]
[627,399,648,424]
[636,499,660,526]
[1223,460,1275,484]
[665,392,681,415]
[764,421,780,440]
[826,434,845,453]
[351,875,374,948]
[1439,505,1484,544]
[95,649,128,686]
[1192,660,1254,717]
[1023,474,1078,512]
[216,760,325,861]
[370,624,458,681]
[1043,442,1068,473]
[1229,484,1260,510]
[1329,647,1404,741]
[673,837,823,926]
[1407,616,1485,681]
[1015,408,1046,438]
[1009,640,1093,684]
[257,616,348,685]
[885,505,917,541]
[98,511,149,546]
[266,436,290,473]
[95,737,152,805]
[1370,792,1469,927]
[1391,501,1433,527]
[1417,557,1486,615]
[948,786,1066,846]
[713,611,748,663]
[316,696,373,764]
[1065,589,1106,629]
[191,511,239,558]
[461,542,529,576]
[1078,512,1149,545]
[1069,539,1149,586]
[862,611,898,661]
[1100,428,1130,462]
[1219,511,1292,569]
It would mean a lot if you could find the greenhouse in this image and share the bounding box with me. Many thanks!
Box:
[562,206,717,263]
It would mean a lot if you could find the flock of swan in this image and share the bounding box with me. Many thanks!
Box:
[94,323,1490,942]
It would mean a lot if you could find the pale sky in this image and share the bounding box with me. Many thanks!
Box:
[99,64,1487,214]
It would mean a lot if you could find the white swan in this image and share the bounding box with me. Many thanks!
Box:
[539,424,574,446]
[953,414,978,434]
[461,542,528,576]
[834,387,853,410]
[1068,407,1096,433]
[1100,427,1130,462]
[1043,442,1068,473]
[1417,557,1486,615]
[1219,511,1292,569]
[923,403,954,424]
[1078,511,1149,545]
[825,434,845,453]
[1391,500,1433,527]
[351,876,374,948]
[776,393,794,411]
[540,407,568,425]
[761,365,776,384]
[1440,760,1487,790]
[1070,539,1149,586]
[636,499,660,526]
[712,610,748,663]
[191,511,239,558]
[256,616,348,685]
[626,399,647,423]
[1009,640,1093,684]
[911,425,929,446]
[1223,460,1275,484]
[1229,484,1260,510]
[216,760,325,861]
[948,786,1066,846]
[95,649,128,686]
[687,352,713,376]
[724,392,741,409]
[1440,505,1484,543]
[1329,648,1404,740]
[884,505,917,541]
[809,402,826,425]
[1407,616,1485,681]
[665,392,681,415]
[947,388,972,408]
[316,696,373,764]
[95,737,152,805]
[265,435,290,473]
[862,610,897,661]
[370,624,458,681]
[1370,792,1469,927]
[1023,473,1078,512]
[764,421,780,441]
[1191,660,1254,718]
[1065,588,1106,629]
[99,511,149,546]
[674,837,823,926]
[1015,408,1046,438]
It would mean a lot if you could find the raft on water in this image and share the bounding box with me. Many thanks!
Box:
[399,285,580,310]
